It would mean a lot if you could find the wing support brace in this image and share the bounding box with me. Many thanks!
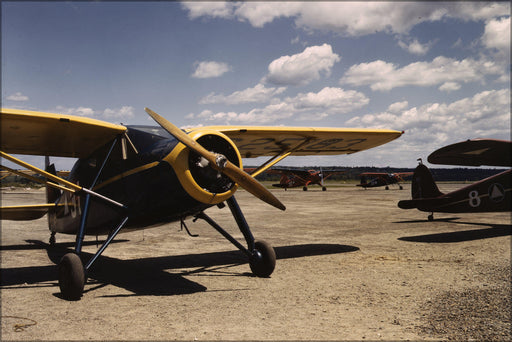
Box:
[1,137,129,271]
[0,151,125,209]
[249,138,313,178]
[195,196,256,259]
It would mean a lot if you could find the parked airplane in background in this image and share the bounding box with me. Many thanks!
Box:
[269,167,345,191]
[0,108,402,300]
[357,172,413,190]
[398,139,511,221]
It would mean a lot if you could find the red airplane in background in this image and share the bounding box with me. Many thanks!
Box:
[357,172,413,190]
[268,167,345,191]
[398,139,511,221]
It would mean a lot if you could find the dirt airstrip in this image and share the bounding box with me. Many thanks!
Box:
[1,184,511,341]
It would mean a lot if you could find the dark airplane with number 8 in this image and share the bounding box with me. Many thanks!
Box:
[398,139,511,221]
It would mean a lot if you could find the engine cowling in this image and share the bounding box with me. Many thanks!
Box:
[163,129,242,205]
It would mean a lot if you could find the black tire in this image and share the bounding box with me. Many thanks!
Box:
[428,214,434,221]
[322,187,327,191]
[385,186,389,190]
[303,186,308,191]
[58,253,85,300]
[250,240,276,278]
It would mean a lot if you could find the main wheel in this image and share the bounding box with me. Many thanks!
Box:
[250,240,276,278]
[303,186,308,191]
[58,253,85,300]
[322,186,327,191]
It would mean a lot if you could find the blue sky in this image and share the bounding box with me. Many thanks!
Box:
[2,1,510,169]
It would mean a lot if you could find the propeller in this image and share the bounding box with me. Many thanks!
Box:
[145,108,285,211]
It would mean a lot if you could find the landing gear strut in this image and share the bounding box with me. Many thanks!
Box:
[196,196,276,278]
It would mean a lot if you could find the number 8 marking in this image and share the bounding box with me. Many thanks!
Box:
[468,190,481,207]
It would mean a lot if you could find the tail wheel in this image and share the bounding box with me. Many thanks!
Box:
[250,240,276,278]
[58,253,85,300]
[303,186,308,191]
[322,186,327,191]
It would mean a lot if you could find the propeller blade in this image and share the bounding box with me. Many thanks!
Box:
[145,108,285,211]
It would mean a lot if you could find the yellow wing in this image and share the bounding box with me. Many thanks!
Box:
[1,108,126,158]
[198,126,403,158]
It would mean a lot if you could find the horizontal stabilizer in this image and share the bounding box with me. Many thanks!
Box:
[398,197,452,210]
[0,204,55,221]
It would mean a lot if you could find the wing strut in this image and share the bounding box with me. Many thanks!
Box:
[249,138,313,178]
[0,150,125,209]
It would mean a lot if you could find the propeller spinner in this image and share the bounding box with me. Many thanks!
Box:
[145,108,286,211]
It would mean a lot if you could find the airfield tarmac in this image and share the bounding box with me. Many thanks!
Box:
[1,184,510,341]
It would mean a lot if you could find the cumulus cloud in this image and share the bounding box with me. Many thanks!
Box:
[199,83,286,105]
[482,16,510,55]
[103,106,135,119]
[191,61,232,79]
[191,87,368,124]
[387,101,409,113]
[439,82,461,92]
[182,1,236,20]
[264,44,340,86]
[340,56,503,91]
[182,2,509,36]
[398,38,433,55]
[346,88,510,151]
[53,105,135,121]
[55,105,95,117]
[6,92,29,101]
[288,87,369,114]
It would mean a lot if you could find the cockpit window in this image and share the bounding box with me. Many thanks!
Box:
[125,125,174,152]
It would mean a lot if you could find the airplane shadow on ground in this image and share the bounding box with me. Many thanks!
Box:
[0,240,358,298]
[398,221,512,243]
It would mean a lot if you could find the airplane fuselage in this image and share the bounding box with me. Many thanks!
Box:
[273,170,322,189]
[414,169,511,213]
[48,125,239,235]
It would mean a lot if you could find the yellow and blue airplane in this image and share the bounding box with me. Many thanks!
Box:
[0,107,402,300]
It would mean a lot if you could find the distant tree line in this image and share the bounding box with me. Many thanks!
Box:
[248,166,508,182]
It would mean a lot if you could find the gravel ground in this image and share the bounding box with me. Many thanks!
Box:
[1,185,510,340]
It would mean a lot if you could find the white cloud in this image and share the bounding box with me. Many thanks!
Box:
[264,44,340,86]
[183,2,509,36]
[482,16,510,54]
[55,105,95,117]
[6,92,29,101]
[387,101,409,113]
[192,87,367,124]
[346,88,510,152]
[340,56,503,91]
[398,38,433,55]
[233,2,302,28]
[53,105,135,122]
[191,61,232,79]
[199,83,287,105]
[288,87,369,114]
[181,1,235,20]
[103,106,135,119]
[439,82,461,92]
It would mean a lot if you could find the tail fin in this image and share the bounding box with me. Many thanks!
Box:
[45,156,61,203]
[411,163,443,199]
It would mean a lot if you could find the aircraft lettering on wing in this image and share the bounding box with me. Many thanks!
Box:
[266,167,345,191]
[398,139,511,221]
[0,108,402,300]
[357,172,413,190]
